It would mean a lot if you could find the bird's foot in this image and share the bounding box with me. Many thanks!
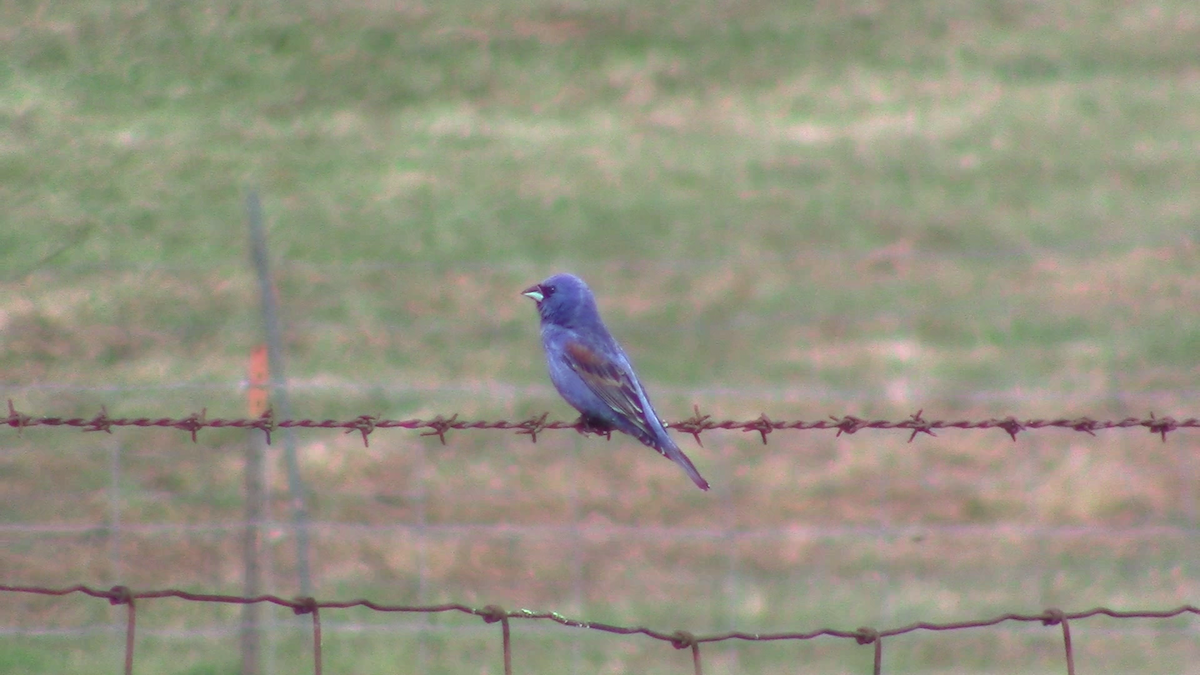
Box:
[574,415,613,440]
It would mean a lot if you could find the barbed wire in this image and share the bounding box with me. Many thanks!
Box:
[5,400,1197,446]
[3,584,1197,675]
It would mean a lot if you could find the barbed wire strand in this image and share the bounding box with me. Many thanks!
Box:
[5,401,1198,446]
[4,585,1198,675]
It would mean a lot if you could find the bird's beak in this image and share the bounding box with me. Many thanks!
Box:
[521,284,544,303]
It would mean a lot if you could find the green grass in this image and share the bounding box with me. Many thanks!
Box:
[2,0,1200,673]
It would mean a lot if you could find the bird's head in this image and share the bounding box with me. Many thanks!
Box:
[522,273,600,328]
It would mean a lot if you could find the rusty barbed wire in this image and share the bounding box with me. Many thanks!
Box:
[2,584,1197,675]
[5,400,1198,446]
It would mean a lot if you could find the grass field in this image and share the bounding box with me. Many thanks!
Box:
[2,0,1199,673]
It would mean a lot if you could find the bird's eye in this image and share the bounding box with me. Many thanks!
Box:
[542,285,556,298]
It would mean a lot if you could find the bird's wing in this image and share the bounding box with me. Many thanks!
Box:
[561,339,654,438]
[562,337,711,491]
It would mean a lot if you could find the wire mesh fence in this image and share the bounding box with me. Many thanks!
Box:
[4,582,1199,675]
[6,8,1199,671]
[6,208,1199,672]
[3,404,1198,674]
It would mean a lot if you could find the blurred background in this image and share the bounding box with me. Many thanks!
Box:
[2,0,1199,673]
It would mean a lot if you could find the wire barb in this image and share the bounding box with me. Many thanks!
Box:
[674,405,715,447]
[905,409,936,442]
[6,399,31,433]
[997,416,1024,441]
[84,406,114,434]
[345,414,378,447]
[178,409,207,442]
[832,414,867,436]
[421,414,458,444]
[1145,412,1177,442]
[253,407,276,444]
[743,413,774,444]
[1068,417,1099,436]
[516,412,550,443]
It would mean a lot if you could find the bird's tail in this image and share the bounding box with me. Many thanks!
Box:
[655,432,710,491]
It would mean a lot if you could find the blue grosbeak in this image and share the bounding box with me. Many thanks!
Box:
[523,273,710,491]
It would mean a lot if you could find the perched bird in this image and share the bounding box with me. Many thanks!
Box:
[522,273,710,491]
